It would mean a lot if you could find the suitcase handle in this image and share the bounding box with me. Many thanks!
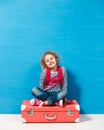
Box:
[44,113,57,120]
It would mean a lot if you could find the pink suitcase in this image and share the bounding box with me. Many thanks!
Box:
[21,100,80,123]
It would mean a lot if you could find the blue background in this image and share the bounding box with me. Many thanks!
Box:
[0,0,104,114]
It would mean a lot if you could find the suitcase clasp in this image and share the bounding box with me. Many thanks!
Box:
[27,109,34,116]
[67,108,74,116]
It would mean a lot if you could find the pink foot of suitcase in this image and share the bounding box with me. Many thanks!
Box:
[21,100,80,123]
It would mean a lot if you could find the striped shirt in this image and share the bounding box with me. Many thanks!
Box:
[39,66,67,93]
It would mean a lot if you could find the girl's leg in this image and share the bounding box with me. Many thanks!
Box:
[32,87,49,101]
[47,90,67,105]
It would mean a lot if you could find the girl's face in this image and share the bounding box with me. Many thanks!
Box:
[44,54,57,69]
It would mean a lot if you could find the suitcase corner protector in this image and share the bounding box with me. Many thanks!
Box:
[21,117,27,123]
[75,104,80,111]
[75,117,80,123]
[21,104,26,111]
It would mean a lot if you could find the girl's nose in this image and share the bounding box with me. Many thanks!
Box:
[49,60,52,63]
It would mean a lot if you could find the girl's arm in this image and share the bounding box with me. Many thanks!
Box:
[62,67,67,95]
[39,70,46,89]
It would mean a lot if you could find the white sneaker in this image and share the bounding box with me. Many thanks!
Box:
[56,99,63,107]
[59,99,63,107]
[30,99,45,107]
[30,99,35,105]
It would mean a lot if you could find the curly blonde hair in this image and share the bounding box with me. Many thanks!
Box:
[40,51,59,70]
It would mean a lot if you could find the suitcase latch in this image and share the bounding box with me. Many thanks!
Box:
[27,109,34,116]
[67,108,74,116]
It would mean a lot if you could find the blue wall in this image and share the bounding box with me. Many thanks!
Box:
[0,0,104,114]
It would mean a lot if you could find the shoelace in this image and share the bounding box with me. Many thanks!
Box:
[38,101,44,107]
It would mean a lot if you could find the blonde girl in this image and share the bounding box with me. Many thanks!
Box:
[30,51,67,107]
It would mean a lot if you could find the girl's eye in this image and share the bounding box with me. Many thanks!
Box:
[45,60,49,63]
[50,57,53,60]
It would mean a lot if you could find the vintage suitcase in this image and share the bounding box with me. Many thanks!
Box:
[21,100,80,123]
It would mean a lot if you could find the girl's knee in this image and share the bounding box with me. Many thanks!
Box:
[31,87,38,95]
